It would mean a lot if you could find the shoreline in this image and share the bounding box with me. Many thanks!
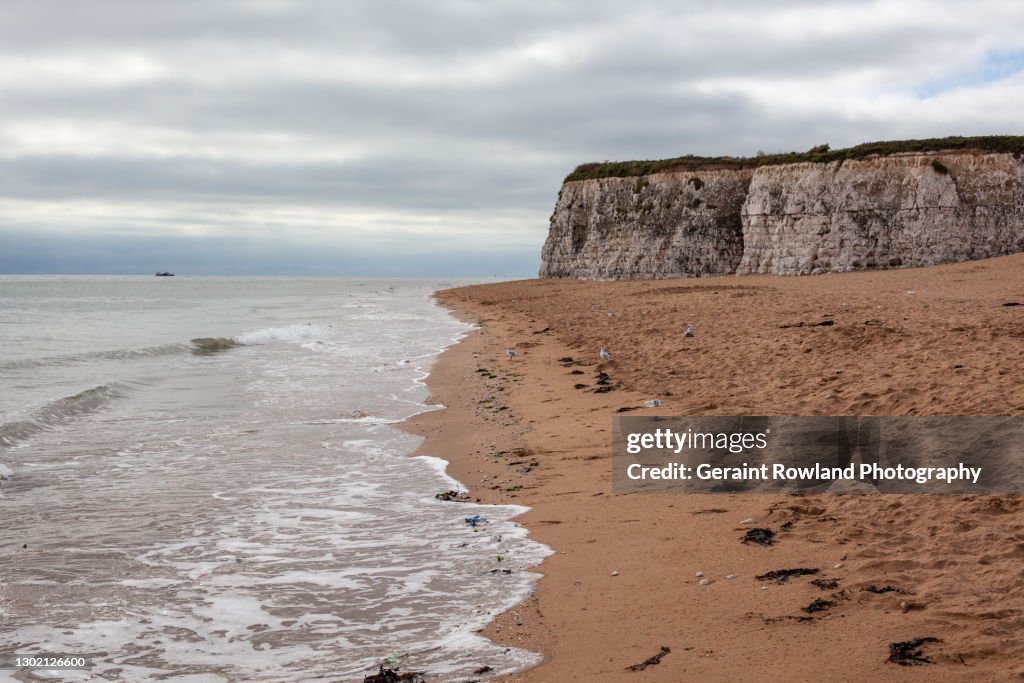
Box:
[405,254,1024,681]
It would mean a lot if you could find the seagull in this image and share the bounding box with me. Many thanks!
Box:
[505,347,518,359]
[684,324,695,337]
[599,346,613,362]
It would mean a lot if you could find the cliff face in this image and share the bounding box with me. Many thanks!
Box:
[540,170,754,278]
[540,152,1024,278]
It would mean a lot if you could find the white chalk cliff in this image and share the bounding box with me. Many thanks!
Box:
[540,151,1024,278]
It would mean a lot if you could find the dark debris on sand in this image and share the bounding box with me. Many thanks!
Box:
[756,568,819,583]
[435,490,469,502]
[742,528,776,545]
[626,646,671,672]
[863,584,910,595]
[761,614,814,624]
[364,665,427,682]
[810,578,840,590]
[802,598,836,614]
[779,319,835,329]
[888,637,942,666]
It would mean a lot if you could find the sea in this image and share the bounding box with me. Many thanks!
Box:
[0,276,550,682]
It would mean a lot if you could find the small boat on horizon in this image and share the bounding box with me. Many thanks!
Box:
[155,272,175,277]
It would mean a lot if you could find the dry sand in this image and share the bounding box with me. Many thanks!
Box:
[403,253,1024,681]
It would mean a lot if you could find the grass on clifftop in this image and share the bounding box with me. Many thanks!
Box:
[565,135,1024,182]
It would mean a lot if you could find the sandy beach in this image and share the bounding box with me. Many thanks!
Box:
[404,253,1024,681]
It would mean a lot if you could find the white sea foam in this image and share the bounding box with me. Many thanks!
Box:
[0,279,548,681]
[235,323,332,346]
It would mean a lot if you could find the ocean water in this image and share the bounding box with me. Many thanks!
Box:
[0,276,549,682]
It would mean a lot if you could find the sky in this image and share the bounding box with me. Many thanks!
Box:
[1,0,1024,276]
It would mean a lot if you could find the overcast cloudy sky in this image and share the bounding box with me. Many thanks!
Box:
[1,0,1023,275]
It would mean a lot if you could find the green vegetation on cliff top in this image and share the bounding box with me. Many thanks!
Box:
[565,135,1024,182]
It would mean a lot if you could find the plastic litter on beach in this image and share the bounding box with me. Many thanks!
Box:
[643,399,662,408]
[464,515,487,526]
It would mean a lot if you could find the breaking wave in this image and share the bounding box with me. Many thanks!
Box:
[192,325,330,354]
[190,337,238,354]
[235,324,331,346]
[4,326,333,368]
[0,384,123,451]
[0,344,190,371]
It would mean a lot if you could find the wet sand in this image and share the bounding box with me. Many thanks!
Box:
[404,253,1024,681]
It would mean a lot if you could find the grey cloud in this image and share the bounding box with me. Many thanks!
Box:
[0,150,562,212]
[0,0,587,53]
[1,0,1024,274]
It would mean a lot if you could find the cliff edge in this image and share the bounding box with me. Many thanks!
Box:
[540,142,1024,278]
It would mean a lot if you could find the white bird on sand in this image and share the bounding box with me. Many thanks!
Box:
[684,324,695,337]
[505,347,518,359]
[599,346,613,362]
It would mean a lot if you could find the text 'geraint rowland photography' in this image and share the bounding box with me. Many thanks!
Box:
[612,416,1024,494]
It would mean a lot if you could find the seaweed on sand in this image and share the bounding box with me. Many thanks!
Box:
[742,528,776,545]
[888,637,942,666]
[626,646,671,671]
